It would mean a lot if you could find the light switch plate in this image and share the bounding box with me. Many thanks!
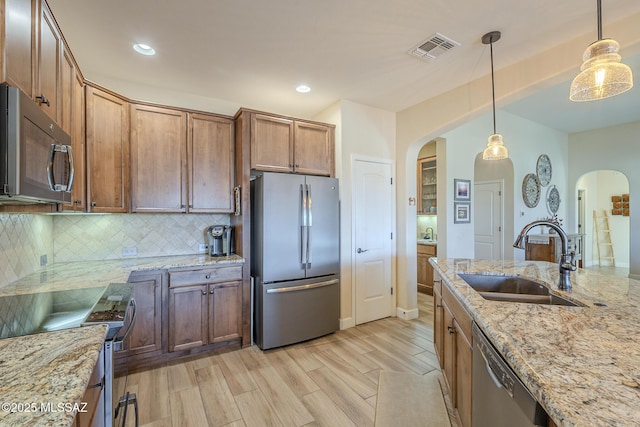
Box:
[198,244,208,253]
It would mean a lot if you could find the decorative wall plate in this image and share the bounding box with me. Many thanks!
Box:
[522,173,541,208]
[546,185,560,214]
[536,154,552,187]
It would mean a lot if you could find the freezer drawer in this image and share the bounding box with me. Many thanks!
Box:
[254,276,339,350]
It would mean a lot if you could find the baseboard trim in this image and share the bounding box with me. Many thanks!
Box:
[396,307,419,320]
[340,317,356,329]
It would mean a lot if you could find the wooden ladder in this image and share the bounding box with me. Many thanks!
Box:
[593,210,616,266]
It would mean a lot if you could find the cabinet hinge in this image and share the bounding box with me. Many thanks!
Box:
[391,287,394,295]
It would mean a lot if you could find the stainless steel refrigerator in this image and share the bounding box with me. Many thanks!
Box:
[251,172,340,350]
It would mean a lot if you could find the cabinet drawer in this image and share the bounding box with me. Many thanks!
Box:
[169,265,242,287]
[418,244,436,256]
[442,283,472,342]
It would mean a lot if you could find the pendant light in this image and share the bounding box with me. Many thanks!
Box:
[569,0,633,101]
[482,31,508,161]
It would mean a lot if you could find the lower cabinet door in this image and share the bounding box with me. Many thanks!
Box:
[123,272,163,356]
[209,281,242,344]
[455,318,473,427]
[169,285,207,352]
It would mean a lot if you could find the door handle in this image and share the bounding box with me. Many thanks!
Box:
[356,248,368,254]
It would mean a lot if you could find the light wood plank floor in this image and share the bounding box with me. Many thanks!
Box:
[116,292,458,427]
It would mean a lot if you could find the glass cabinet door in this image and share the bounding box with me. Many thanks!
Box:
[418,156,437,214]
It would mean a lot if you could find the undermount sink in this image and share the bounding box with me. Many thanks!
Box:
[457,273,581,307]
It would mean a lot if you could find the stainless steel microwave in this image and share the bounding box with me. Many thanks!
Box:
[0,84,74,204]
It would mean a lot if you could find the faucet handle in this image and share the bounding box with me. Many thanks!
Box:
[562,252,577,271]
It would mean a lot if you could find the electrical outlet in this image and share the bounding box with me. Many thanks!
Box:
[198,244,208,253]
[40,254,48,266]
[122,246,138,257]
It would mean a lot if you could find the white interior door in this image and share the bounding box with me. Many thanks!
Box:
[354,159,393,325]
[474,181,503,259]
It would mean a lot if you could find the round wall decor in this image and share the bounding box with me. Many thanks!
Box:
[536,154,552,187]
[546,185,560,214]
[522,173,541,208]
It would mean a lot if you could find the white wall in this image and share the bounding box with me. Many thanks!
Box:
[441,110,569,259]
[569,119,639,275]
[314,100,396,327]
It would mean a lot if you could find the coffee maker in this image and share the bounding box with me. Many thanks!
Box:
[207,225,234,257]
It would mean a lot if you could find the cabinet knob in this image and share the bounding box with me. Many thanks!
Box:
[35,94,50,107]
[91,202,97,207]
[201,290,207,295]
[447,326,455,335]
[205,274,211,280]
[436,304,443,308]
[210,289,215,294]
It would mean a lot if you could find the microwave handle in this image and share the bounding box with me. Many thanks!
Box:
[47,144,75,192]
[66,145,75,193]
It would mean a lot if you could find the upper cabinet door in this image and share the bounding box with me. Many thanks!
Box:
[3,0,36,97]
[37,2,61,121]
[251,114,294,173]
[188,113,235,213]
[85,85,130,213]
[293,121,334,177]
[130,104,188,213]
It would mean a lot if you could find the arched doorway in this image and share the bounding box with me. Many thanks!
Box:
[576,170,630,275]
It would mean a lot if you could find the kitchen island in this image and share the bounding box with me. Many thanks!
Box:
[430,258,640,426]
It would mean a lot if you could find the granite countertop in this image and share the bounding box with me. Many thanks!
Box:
[417,239,437,246]
[0,253,245,426]
[430,258,640,426]
[0,253,245,297]
[0,325,108,427]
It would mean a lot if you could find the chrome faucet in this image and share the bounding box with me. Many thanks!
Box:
[513,220,576,290]
[425,227,434,240]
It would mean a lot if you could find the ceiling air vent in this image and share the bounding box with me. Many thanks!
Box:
[408,32,461,61]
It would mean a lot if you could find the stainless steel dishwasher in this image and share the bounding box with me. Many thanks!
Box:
[472,322,549,427]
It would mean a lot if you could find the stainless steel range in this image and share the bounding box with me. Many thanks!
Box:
[0,283,137,427]
[83,283,138,427]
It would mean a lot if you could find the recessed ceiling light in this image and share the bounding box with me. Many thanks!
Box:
[296,85,311,93]
[133,43,156,56]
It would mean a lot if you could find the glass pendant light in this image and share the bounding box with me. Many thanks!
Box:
[482,31,508,161]
[569,0,633,101]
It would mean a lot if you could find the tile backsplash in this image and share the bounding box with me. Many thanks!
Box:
[53,214,230,262]
[0,214,54,288]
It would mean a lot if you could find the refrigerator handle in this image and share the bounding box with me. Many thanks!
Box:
[301,183,307,267]
[307,183,312,267]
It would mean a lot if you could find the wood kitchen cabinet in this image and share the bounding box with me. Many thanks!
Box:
[168,266,242,352]
[36,1,61,121]
[188,113,235,213]
[85,84,130,213]
[433,271,473,427]
[61,51,86,211]
[249,111,335,177]
[123,271,164,357]
[417,156,437,215]
[2,0,66,123]
[417,244,436,294]
[2,0,36,98]
[130,104,187,212]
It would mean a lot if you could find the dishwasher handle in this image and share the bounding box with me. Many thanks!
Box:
[479,346,508,394]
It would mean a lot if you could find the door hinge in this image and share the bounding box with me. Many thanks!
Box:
[498,226,502,232]
[390,177,393,185]
[498,190,502,196]
[391,287,394,295]
[390,232,393,239]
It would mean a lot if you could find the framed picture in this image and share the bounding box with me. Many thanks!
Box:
[454,202,471,224]
[454,179,471,201]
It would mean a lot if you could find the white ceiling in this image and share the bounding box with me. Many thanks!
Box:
[48,0,640,131]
